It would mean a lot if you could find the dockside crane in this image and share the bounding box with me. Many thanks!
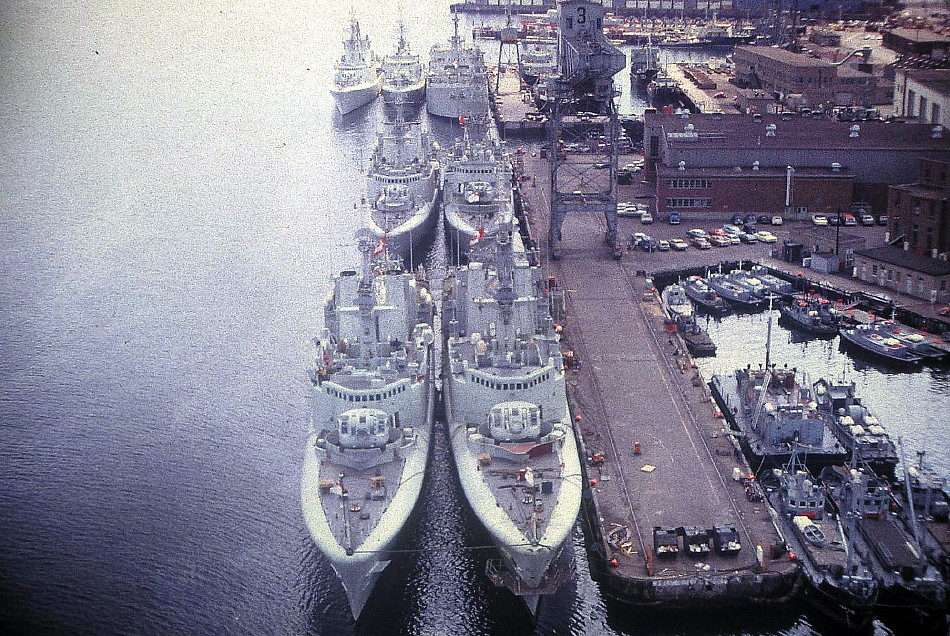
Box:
[544,0,625,260]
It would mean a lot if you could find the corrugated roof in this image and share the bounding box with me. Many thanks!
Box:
[649,112,950,152]
[854,246,950,275]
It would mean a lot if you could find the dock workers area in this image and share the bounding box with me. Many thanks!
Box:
[514,148,801,607]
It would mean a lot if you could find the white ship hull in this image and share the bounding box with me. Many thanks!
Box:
[382,80,426,106]
[443,378,582,611]
[331,78,382,115]
[301,375,434,619]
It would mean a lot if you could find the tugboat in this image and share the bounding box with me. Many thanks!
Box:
[442,220,582,616]
[838,322,924,367]
[762,453,877,629]
[364,111,440,268]
[812,379,898,479]
[822,460,948,630]
[301,231,436,619]
[681,275,729,313]
[779,296,841,337]
[705,272,765,310]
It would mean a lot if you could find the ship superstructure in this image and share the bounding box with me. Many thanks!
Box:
[426,15,490,119]
[381,21,425,106]
[331,18,382,114]
[442,116,515,264]
[301,235,435,619]
[442,221,582,615]
[364,112,440,268]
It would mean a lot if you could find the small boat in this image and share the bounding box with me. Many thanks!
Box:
[705,272,764,309]
[749,265,797,297]
[711,365,848,472]
[676,316,717,356]
[779,296,841,337]
[879,321,948,361]
[660,283,694,321]
[681,275,729,313]
[812,379,898,479]
[822,462,948,629]
[761,453,877,629]
[629,38,659,85]
[838,322,924,367]
[725,269,771,300]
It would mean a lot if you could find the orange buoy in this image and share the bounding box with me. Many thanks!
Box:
[590,478,599,486]
[575,414,582,422]
[609,557,619,567]
[788,551,797,561]
[715,411,723,418]
[634,442,642,454]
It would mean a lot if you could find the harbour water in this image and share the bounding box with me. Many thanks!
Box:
[0,1,946,634]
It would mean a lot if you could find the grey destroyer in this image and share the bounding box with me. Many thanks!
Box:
[301,232,436,619]
[442,116,515,264]
[442,221,582,615]
[363,112,440,268]
[381,21,425,107]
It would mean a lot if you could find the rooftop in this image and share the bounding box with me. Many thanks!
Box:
[647,112,950,152]
[735,45,830,68]
[854,245,950,276]
[657,164,853,179]
[902,68,950,95]
[886,27,950,45]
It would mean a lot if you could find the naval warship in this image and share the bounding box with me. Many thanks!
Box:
[363,111,440,268]
[441,220,582,615]
[301,231,436,619]
[330,18,382,115]
[426,15,490,119]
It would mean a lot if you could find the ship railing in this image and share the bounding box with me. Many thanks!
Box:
[485,554,576,596]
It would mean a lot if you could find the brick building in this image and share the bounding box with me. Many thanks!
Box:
[733,46,878,109]
[643,111,950,217]
[852,246,950,301]
[887,158,950,258]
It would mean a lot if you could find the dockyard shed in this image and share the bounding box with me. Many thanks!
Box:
[643,111,950,213]
[853,246,950,302]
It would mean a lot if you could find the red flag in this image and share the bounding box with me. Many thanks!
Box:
[373,236,386,256]
[458,114,466,125]
[469,227,484,246]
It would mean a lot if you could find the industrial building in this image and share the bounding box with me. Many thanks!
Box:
[893,69,950,127]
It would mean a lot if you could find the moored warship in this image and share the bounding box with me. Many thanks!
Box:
[442,220,582,615]
[301,233,436,619]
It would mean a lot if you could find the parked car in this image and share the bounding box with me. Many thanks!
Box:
[757,215,771,224]
[617,202,645,217]
[708,227,727,237]
[708,235,731,247]
[731,213,744,225]
[877,214,888,226]
[742,223,756,234]
[722,224,742,235]
[812,214,828,226]
[771,216,783,226]
[668,211,681,224]
[686,228,710,239]
[727,234,741,244]
[739,232,758,243]
[657,239,671,251]
[754,230,778,243]
[670,238,689,251]
[640,236,658,252]
[744,214,758,225]
[841,213,856,226]
[629,232,648,249]
[641,213,654,224]
[827,214,840,226]
[860,213,875,226]
[689,236,712,249]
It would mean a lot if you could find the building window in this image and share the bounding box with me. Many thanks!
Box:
[932,103,941,124]
[666,198,710,208]
[907,90,916,115]
[666,179,711,189]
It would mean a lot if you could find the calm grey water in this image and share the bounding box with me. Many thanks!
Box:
[0,1,944,635]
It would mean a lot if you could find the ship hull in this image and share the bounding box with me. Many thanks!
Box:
[367,193,440,269]
[382,81,426,106]
[443,373,581,613]
[331,79,382,115]
[301,370,434,619]
[837,328,923,368]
